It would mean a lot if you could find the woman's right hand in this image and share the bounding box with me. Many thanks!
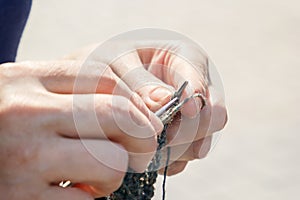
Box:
[0,60,163,199]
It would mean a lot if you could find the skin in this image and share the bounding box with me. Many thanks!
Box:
[0,41,227,199]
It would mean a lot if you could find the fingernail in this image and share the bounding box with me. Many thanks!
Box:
[149,87,172,103]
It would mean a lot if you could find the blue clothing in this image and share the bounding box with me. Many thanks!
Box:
[0,0,32,63]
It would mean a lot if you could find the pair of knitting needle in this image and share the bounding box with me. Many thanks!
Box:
[155,81,206,125]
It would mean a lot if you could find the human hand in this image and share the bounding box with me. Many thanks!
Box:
[64,29,228,176]
[0,60,163,199]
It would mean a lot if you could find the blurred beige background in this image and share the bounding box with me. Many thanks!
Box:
[17,0,300,199]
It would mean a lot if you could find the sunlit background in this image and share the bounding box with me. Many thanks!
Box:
[18,0,300,199]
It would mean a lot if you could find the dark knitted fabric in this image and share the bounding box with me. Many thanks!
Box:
[97,125,169,200]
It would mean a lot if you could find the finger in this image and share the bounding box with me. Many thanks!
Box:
[59,42,174,110]
[18,60,125,95]
[110,51,175,111]
[165,87,226,145]
[41,187,93,200]
[159,136,212,164]
[206,85,228,133]
[165,53,208,118]
[174,136,212,161]
[41,138,127,197]
[138,46,208,117]
[45,93,162,172]
[8,61,153,120]
[158,161,188,176]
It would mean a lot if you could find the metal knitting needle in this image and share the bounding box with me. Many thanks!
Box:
[159,93,206,125]
[155,81,188,118]
[170,93,206,115]
[173,81,188,100]
[155,97,178,117]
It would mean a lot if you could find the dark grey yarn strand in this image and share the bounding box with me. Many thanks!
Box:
[162,146,170,200]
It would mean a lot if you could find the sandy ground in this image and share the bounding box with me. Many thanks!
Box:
[17,0,300,199]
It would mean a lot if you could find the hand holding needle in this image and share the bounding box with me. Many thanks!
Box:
[155,81,206,125]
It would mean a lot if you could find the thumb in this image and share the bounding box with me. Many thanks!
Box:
[115,66,174,111]
[136,83,174,111]
[110,51,174,111]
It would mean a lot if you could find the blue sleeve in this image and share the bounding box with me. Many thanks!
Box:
[0,0,32,64]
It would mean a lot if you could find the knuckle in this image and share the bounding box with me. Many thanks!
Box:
[145,137,158,153]
[99,171,125,195]
[116,96,150,128]
[196,147,209,159]
[216,106,228,131]
[108,170,125,189]
[134,137,157,155]
[83,61,108,77]
[124,97,137,114]
[131,138,157,157]
[0,62,25,79]
[167,162,187,176]
[0,62,15,74]
[89,144,128,193]
[207,103,227,134]
[112,95,141,124]
[112,95,132,113]
[189,136,212,159]
[0,64,26,120]
[0,63,10,86]
[193,139,211,159]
